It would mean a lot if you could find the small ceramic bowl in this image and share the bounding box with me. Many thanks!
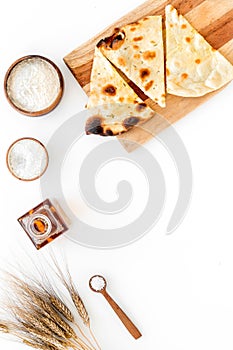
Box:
[4,55,64,117]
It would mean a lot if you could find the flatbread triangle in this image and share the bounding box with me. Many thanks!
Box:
[86,47,155,136]
[98,16,166,108]
[165,5,233,97]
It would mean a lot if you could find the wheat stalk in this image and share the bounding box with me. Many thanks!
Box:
[12,292,94,350]
[11,280,77,340]
[38,286,95,350]
[23,339,57,350]
[1,317,91,350]
[49,295,74,323]
[40,316,68,339]
[19,267,75,324]
[18,284,94,350]
[13,307,53,336]
[48,256,88,325]
[23,325,72,350]
[6,266,74,325]
[3,285,91,350]
[71,292,90,327]
[45,309,76,340]
[0,257,101,350]
[49,256,101,350]
[0,321,60,350]
[49,258,91,324]
[0,323,8,333]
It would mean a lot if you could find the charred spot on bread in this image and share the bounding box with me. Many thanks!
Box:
[85,116,104,135]
[145,80,154,91]
[123,116,140,129]
[181,73,188,79]
[136,103,147,112]
[185,37,191,43]
[97,30,125,50]
[133,36,143,42]
[140,68,150,81]
[143,51,156,60]
[105,129,114,136]
[97,39,107,48]
[102,84,117,96]
[118,57,126,66]
[195,59,201,64]
[133,53,141,59]
[86,117,116,136]
[111,32,125,50]
[181,24,187,29]
[130,21,140,26]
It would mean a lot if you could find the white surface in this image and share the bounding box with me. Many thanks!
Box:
[1,0,233,349]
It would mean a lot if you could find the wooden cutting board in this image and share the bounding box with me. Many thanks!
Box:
[64,0,233,152]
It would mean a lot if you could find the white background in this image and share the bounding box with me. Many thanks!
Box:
[1,0,233,349]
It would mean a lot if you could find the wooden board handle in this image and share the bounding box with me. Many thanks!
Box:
[101,289,142,339]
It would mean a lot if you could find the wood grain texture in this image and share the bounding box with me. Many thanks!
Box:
[201,9,233,49]
[101,289,142,339]
[185,0,233,30]
[64,0,233,151]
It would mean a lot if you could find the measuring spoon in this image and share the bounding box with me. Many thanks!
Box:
[89,275,142,340]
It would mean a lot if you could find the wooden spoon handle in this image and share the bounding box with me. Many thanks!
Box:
[101,289,142,339]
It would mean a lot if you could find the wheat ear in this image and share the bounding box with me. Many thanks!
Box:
[71,293,101,350]
[50,256,101,350]
[0,323,8,333]
[66,269,101,350]
[40,315,69,339]
[23,339,57,350]
[10,278,93,350]
[46,291,94,350]
[21,265,75,324]
[23,325,73,350]
[0,321,59,350]
[50,259,96,349]
[49,295,74,322]
[49,295,95,350]
[14,281,76,340]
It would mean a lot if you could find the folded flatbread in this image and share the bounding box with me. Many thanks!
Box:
[98,16,166,108]
[86,47,155,136]
[165,4,233,97]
